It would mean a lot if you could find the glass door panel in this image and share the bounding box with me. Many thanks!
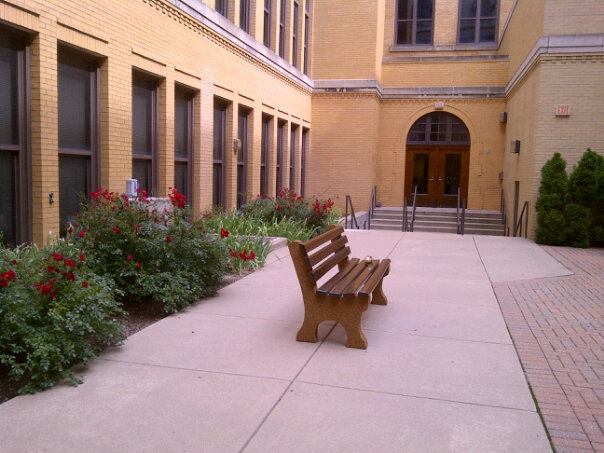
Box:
[412,153,430,194]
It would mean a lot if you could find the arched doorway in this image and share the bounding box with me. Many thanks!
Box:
[405,112,470,207]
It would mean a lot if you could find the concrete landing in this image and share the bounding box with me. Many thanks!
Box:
[0,231,568,452]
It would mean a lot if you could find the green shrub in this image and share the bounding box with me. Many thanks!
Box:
[71,188,227,313]
[567,149,604,246]
[535,153,569,245]
[242,188,339,236]
[0,241,124,393]
[565,203,590,248]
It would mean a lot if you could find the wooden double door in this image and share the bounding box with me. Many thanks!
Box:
[405,147,470,208]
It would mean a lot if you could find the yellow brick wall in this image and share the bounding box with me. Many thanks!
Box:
[543,0,604,35]
[2,0,311,244]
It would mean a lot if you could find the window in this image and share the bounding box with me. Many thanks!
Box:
[174,86,195,201]
[279,0,287,58]
[303,0,310,74]
[58,47,99,233]
[237,107,250,209]
[216,0,228,17]
[301,128,309,197]
[407,112,470,145]
[290,124,298,190]
[261,115,271,197]
[276,120,286,193]
[263,0,272,47]
[240,0,251,33]
[458,0,498,44]
[0,30,29,246]
[132,72,158,195]
[292,1,300,67]
[213,99,228,207]
[396,0,434,46]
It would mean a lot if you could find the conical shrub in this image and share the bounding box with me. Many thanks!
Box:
[535,153,568,245]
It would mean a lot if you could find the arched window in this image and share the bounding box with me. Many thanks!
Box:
[407,112,470,145]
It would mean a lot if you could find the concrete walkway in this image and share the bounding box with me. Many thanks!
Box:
[0,231,571,452]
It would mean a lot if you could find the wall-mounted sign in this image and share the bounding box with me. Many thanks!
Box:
[555,104,571,117]
[434,101,445,110]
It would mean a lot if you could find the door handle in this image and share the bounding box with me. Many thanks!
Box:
[428,178,434,181]
[438,177,443,181]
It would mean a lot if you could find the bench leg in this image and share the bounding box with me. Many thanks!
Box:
[341,313,368,349]
[371,279,388,306]
[296,314,320,343]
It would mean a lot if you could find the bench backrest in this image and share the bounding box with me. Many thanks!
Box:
[289,226,351,289]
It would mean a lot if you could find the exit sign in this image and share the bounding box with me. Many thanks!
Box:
[555,105,571,116]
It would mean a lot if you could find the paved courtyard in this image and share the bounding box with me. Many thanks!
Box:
[0,230,584,452]
[495,246,604,452]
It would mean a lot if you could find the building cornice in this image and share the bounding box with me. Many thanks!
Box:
[163,0,313,91]
[505,34,604,96]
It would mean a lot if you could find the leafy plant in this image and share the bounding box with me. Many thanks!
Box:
[0,241,124,393]
[71,188,227,313]
[567,149,604,246]
[535,153,568,245]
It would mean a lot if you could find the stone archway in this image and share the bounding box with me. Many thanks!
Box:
[405,112,471,208]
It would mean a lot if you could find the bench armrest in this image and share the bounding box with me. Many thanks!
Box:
[358,259,390,297]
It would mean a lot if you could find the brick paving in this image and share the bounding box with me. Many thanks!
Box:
[494,247,604,453]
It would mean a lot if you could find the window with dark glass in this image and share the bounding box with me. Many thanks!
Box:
[303,0,310,74]
[289,124,298,190]
[396,0,434,46]
[263,0,272,47]
[0,30,29,246]
[174,86,195,201]
[261,115,271,197]
[276,120,286,193]
[407,112,470,145]
[301,128,309,197]
[213,99,228,207]
[58,47,99,233]
[237,107,250,209]
[459,0,498,44]
[132,72,158,195]
[216,0,228,17]
[240,0,251,33]
[292,1,300,67]
[279,0,287,58]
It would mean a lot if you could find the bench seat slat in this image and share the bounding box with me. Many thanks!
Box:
[311,247,351,282]
[327,260,370,296]
[358,259,391,296]
[342,259,380,296]
[307,236,348,267]
[302,226,344,252]
[317,258,360,295]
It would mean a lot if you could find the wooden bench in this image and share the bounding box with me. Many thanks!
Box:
[289,226,391,349]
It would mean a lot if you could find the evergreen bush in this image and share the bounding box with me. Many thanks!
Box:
[535,153,568,245]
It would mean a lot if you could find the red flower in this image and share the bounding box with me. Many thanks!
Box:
[0,280,7,288]
[137,189,150,202]
[220,228,230,238]
[78,230,87,239]
[127,255,133,262]
[135,261,143,270]
[64,258,77,268]
[51,252,64,262]
[36,281,55,296]
[65,272,75,281]
[249,251,256,261]
[82,280,89,288]
[166,235,173,244]
[11,260,18,265]
[79,254,86,262]
[47,266,57,273]
[168,187,187,209]
[112,226,121,234]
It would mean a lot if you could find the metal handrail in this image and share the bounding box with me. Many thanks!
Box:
[366,186,377,230]
[410,185,418,232]
[501,189,507,236]
[456,187,461,234]
[344,195,360,229]
[513,201,529,238]
[461,198,466,235]
[402,196,408,232]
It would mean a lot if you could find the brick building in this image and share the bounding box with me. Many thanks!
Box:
[0,0,603,245]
